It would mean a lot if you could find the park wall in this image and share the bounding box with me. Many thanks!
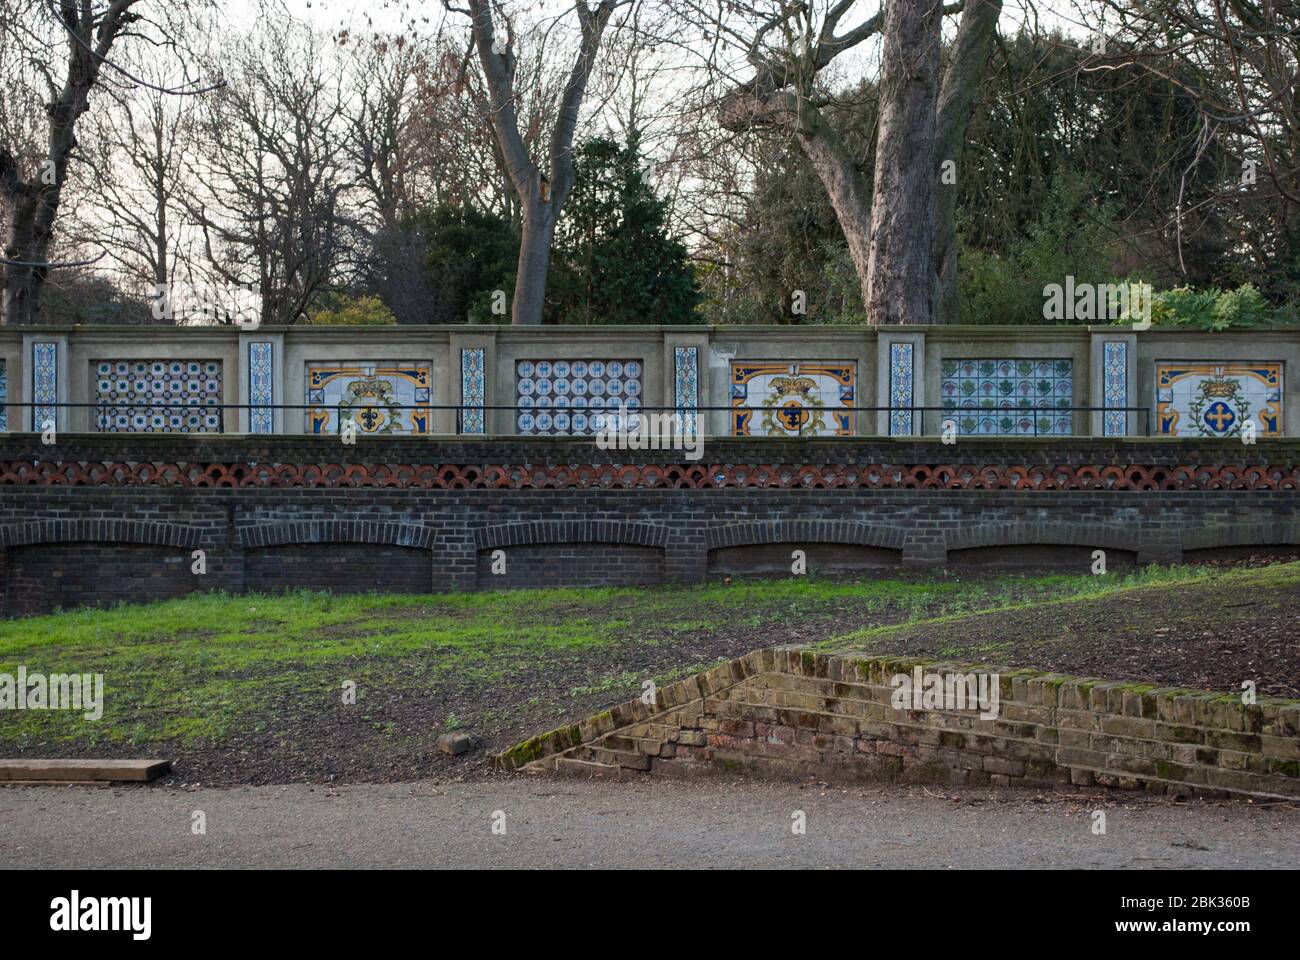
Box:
[1,322,1298,615]
[2,323,1297,439]
[0,434,1298,615]
[501,648,1300,801]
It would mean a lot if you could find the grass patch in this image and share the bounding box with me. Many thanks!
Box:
[0,563,1253,752]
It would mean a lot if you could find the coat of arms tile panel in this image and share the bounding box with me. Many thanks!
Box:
[730,361,855,437]
[306,362,432,435]
[1155,362,1283,437]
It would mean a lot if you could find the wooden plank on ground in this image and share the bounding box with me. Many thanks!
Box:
[0,759,172,783]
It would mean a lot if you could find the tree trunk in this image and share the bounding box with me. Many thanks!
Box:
[866,0,943,325]
[513,190,557,326]
[797,115,874,313]
[933,0,1003,324]
[1,188,43,325]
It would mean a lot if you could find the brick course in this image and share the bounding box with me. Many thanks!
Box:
[246,543,433,595]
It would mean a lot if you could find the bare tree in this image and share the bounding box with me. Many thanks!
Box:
[341,34,436,322]
[0,0,217,325]
[1,1,139,324]
[1082,0,1300,280]
[186,18,347,325]
[449,0,632,325]
[82,66,198,297]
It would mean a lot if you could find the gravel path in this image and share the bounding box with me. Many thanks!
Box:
[3,777,1298,869]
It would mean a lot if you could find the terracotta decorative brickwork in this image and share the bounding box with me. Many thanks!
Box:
[502,648,1300,801]
[0,459,1296,490]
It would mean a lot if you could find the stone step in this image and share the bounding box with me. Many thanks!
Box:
[576,745,652,771]
[0,759,172,783]
[602,734,666,756]
[553,758,627,779]
[637,723,682,741]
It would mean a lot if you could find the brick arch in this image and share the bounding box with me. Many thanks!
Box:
[1181,521,1300,552]
[473,520,670,551]
[704,520,905,552]
[944,522,1139,553]
[239,520,435,550]
[0,519,201,550]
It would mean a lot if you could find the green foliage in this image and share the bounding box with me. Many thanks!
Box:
[1134,283,1293,331]
[812,243,867,324]
[547,134,700,324]
[959,174,1123,325]
[305,293,397,326]
[403,203,517,323]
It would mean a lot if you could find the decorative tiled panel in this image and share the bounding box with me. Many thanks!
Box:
[730,362,855,437]
[889,342,914,436]
[674,346,699,436]
[248,342,274,435]
[306,362,432,435]
[940,358,1073,436]
[94,360,222,433]
[1155,362,1283,437]
[461,348,486,435]
[515,359,644,436]
[32,341,58,431]
[0,360,7,432]
[1102,341,1127,437]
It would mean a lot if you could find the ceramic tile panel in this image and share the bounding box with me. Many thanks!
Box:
[1155,361,1283,437]
[940,358,1073,436]
[730,361,855,437]
[248,341,274,434]
[674,346,699,436]
[94,359,223,433]
[515,359,644,436]
[889,342,914,436]
[306,362,432,435]
[33,341,58,431]
[461,347,486,435]
[1102,341,1128,437]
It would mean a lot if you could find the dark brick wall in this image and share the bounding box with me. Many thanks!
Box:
[6,542,196,616]
[945,544,1137,568]
[476,543,665,589]
[245,543,432,595]
[708,542,902,577]
[0,434,1296,616]
[3,433,1299,468]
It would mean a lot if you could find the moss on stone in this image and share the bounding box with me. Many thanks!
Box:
[1269,759,1300,778]
[1154,761,1184,780]
[497,734,547,770]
